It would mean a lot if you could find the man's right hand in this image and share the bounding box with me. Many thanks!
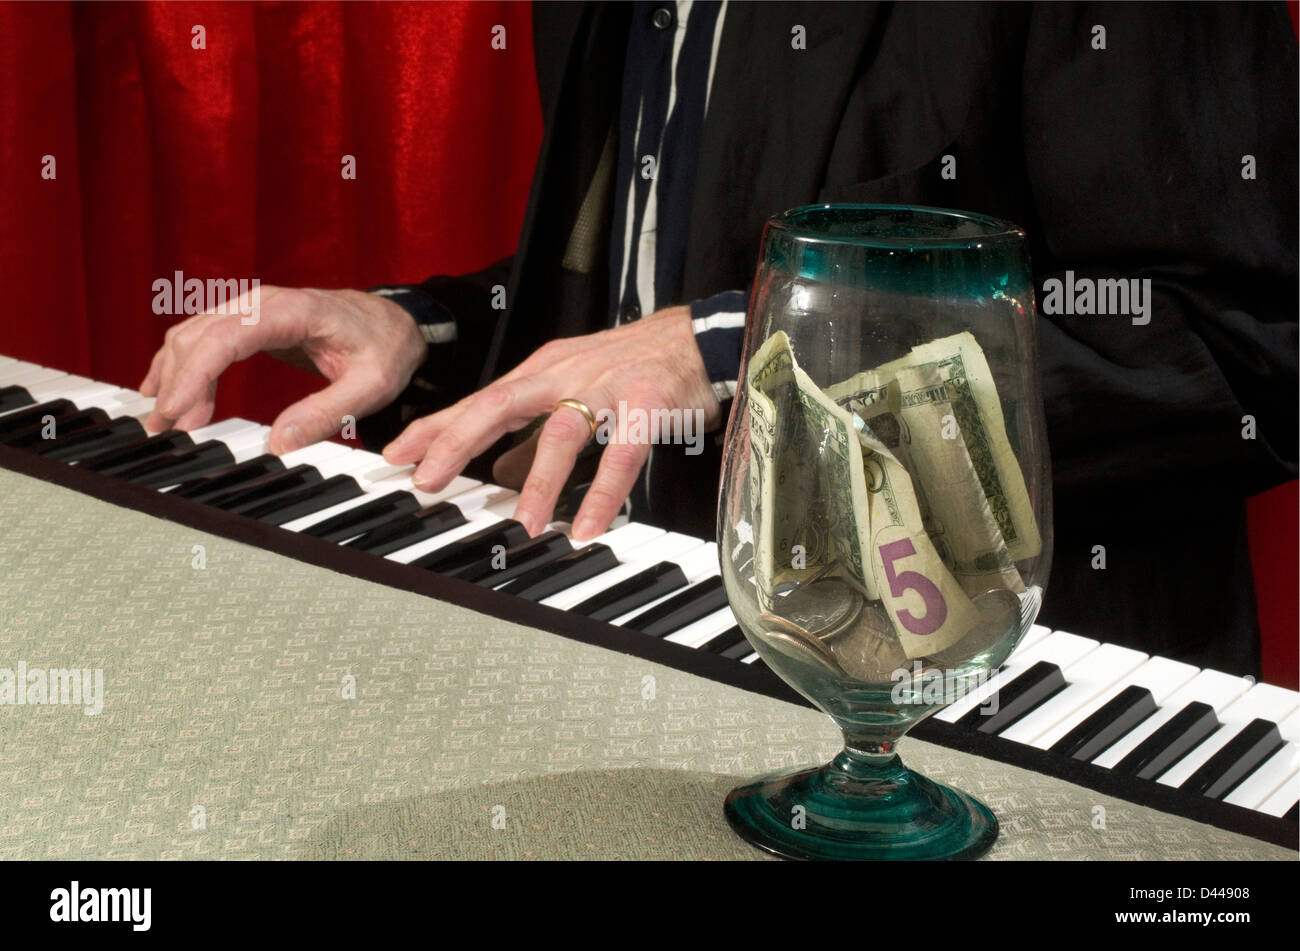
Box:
[139,285,428,453]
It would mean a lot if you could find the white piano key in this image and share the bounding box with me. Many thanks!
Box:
[1090,668,1257,769]
[664,606,740,648]
[367,471,482,509]
[740,653,760,664]
[309,447,387,479]
[279,441,353,469]
[998,644,1149,746]
[113,396,158,422]
[1155,682,1300,788]
[189,417,261,444]
[0,360,46,385]
[342,452,412,487]
[1006,623,1053,661]
[2,366,67,388]
[54,381,129,406]
[539,534,706,610]
[1031,655,1200,752]
[935,629,1100,724]
[441,482,516,517]
[222,426,273,463]
[1282,706,1300,743]
[23,374,93,400]
[1222,735,1298,810]
[584,521,664,559]
[1256,772,1300,818]
[677,544,720,582]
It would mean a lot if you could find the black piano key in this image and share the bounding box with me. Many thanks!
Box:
[302,490,421,543]
[715,630,756,661]
[205,464,322,512]
[1181,718,1284,799]
[4,407,110,449]
[0,386,36,415]
[722,641,756,661]
[169,454,285,501]
[444,531,571,586]
[245,475,364,525]
[34,415,145,462]
[702,625,747,654]
[955,661,1067,734]
[1049,684,1159,762]
[409,519,531,573]
[1284,802,1299,823]
[119,441,236,488]
[1112,701,1220,780]
[571,561,688,622]
[495,543,619,600]
[0,398,76,437]
[344,502,468,556]
[622,575,728,638]
[80,430,195,475]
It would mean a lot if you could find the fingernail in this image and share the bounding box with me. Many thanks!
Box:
[279,425,303,453]
[413,463,439,490]
[573,516,598,540]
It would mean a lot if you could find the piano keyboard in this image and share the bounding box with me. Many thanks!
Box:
[1,354,1296,846]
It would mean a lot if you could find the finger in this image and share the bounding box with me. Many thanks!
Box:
[491,429,541,489]
[139,347,165,396]
[172,380,218,432]
[410,375,557,492]
[509,400,597,536]
[268,370,387,454]
[571,435,651,541]
[144,342,183,431]
[153,317,253,425]
[382,406,464,465]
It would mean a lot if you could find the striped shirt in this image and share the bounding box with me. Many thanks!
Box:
[610,0,744,403]
[374,0,748,405]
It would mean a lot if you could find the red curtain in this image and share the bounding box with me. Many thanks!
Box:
[0,0,541,425]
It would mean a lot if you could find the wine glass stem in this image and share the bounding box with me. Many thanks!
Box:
[824,733,909,795]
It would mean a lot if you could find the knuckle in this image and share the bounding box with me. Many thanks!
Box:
[476,384,515,415]
[600,442,644,475]
[431,429,467,459]
[162,322,184,346]
[626,380,672,412]
[535,338,566,362]
[519,472,557,504]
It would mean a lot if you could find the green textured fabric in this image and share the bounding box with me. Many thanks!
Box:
[0,468,1292,860]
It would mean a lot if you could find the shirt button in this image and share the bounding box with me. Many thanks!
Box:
[651,7,674,30]
[620,303,641,322]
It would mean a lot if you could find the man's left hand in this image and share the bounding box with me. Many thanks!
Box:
[381,305,722,540]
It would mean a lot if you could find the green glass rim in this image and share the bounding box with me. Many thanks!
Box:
[769,203,1026,251]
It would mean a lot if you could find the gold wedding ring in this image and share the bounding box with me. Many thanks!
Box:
[552,398,599,442]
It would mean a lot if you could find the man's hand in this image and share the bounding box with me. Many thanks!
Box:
[140,286,427,452]
[382,305,721,541]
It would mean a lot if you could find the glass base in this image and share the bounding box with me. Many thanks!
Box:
[724,752,998,861]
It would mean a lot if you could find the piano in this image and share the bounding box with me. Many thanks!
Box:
[1,352,1296,850]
